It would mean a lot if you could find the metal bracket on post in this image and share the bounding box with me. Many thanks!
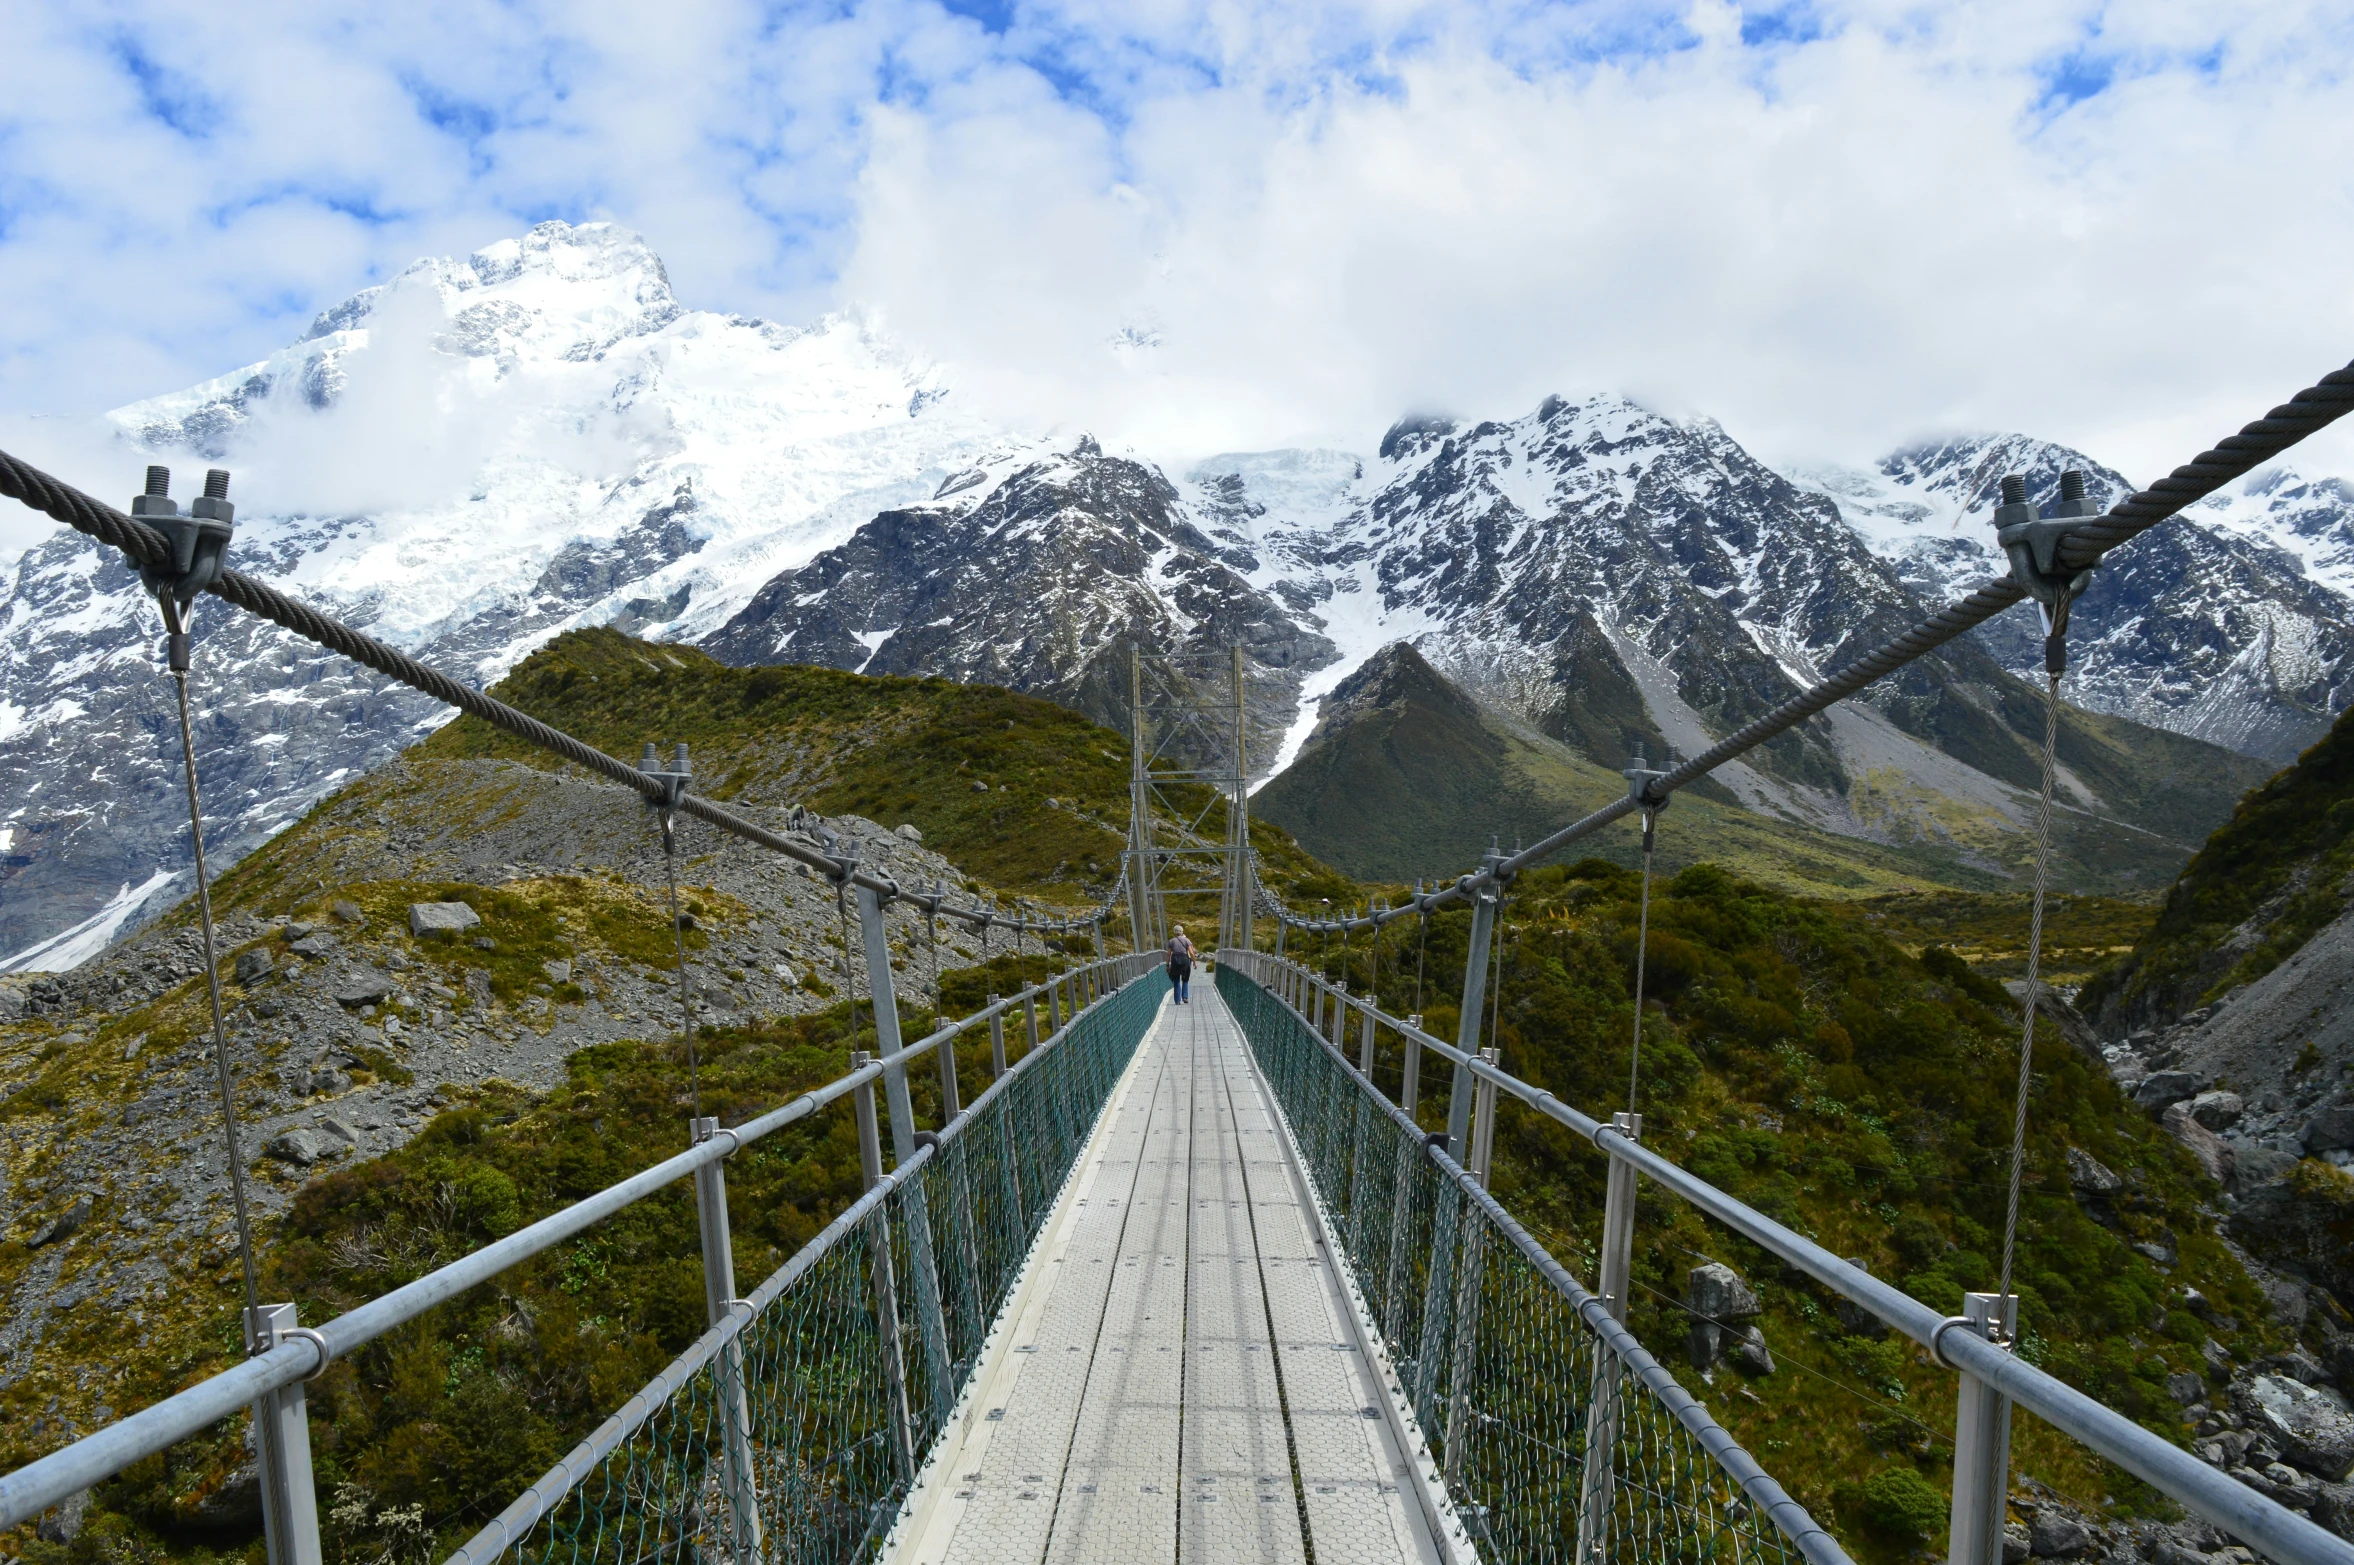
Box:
[1469,1047,1500,1188]
[691,1117,764,1564]
[852,1053,917,1481]
[853,884,953,1422]
[987,994,1007,1078]
[1944,1291,2020,1565]
[246,1304,324,1565]
[1577,1110,1641,1564]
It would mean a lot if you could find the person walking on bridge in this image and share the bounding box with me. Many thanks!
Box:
[1167,925,1196,1004]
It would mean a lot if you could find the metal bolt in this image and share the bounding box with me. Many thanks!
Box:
[145,465,171,498]
[204,469,231,499]
[640,742,661,771]
[2000,474,2027,506]
[2058,469,2086,504]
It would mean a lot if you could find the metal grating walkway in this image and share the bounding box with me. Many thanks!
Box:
[890,987,1447,1565]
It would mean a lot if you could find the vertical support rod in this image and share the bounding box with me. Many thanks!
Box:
[1445,872,1501,1154]
[1330,980,1349,1049]
[1047,974,1063,1035]
[1232,643,1253,955]
[853,885,953,1421]
[246,1304,323,1565]
[1402,1014,1424,1118]
[1024,992,1041,1054]
[691,1117,764,1565]
[988,995,1007,1079]
[1948,1292,2020,1565]
[852,1054,917,1481]
[1358,995,1377,1079]
[1578,1111,1641,1565]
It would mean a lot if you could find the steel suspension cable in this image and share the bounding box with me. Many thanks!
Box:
[1628,808,1658,1114]
[1998,616,2070,1311]
[159,594,264,1327]
[657,812,703,1119]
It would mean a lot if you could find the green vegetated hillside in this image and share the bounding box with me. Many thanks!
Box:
[421,626,1318,905]
[1283,859,2292,1560]
[1254,643,2262,900]
[2082,696,2354,1030]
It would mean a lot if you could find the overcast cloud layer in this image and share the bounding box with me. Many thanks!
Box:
[4,0,2352,499]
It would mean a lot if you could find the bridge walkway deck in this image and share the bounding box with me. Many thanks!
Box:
[891,986,1444,1565]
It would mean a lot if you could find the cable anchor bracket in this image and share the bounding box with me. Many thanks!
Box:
[1992,470,2100,675]
[134,466,235,669]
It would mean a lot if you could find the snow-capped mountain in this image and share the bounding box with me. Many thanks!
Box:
[1799,441,2354,760]
[0,221,1003,963]
[3,218,2348,967]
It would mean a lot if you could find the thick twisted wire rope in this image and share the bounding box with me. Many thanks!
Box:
[0,448,1128,942]
[159,594,264,1324]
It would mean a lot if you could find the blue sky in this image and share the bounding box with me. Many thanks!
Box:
[2,0,2351,476]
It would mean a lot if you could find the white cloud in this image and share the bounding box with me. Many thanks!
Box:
[2,0,2352,490]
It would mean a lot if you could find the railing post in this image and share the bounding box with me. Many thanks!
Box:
[1402,1014,1423,1118]
[1948,1292,2020,1565]
[1331,980,1349,1048]
[1024,991,1041,1053]
[691,1117,765,1565]
[1469,1047,1499,1188]
[1047,973,1063,1034]
[853,884,953,1423]
[1358,993,1376,1077]
[1578,1110,1641,1564]
[988,995,1007,1079]
[246,1304,323,1565]
[1445,870,1501,1155]
[852,1052,917,1481]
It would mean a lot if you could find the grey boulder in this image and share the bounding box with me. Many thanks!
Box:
[233,948,273,985]
[2028,1509,2094,1557]
[2067,1147,2123,1194]
[2134,1071,2206,1111]
[333,969,396,1007]
[409,901,483,937]
[2304,1105,2354,1154]
[265,1128,338,1166]
[2162,1104,2234,1185]
[2187,1091,2244,1132]
[2235,1373,2354,1480]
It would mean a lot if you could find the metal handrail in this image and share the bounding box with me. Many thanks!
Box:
[1230,951,2354,1565]
[0,954,1142,1530]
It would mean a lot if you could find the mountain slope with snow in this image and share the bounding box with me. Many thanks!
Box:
[0,221,1002,962]
[2,220,2346,965]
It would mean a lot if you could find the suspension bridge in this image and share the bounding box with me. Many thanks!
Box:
[2,356,2354,1565]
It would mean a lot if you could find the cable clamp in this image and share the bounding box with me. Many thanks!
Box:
[1991,469,2101,669]
[637,741,692,811]
[132,466,235,609]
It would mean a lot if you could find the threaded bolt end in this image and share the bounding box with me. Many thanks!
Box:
[2000,475,2027,506]
[144,465,171,498]
[203,469,231,499]
[2059,469,2086,502]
